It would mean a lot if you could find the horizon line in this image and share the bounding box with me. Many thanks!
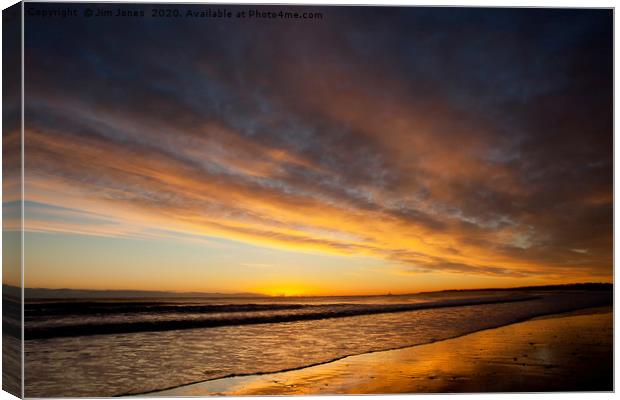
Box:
[3,281,612,299]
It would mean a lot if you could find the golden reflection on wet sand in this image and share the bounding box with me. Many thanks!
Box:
[153,307,612,395]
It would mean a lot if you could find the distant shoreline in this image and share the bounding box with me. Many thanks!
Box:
[3,281,612,300]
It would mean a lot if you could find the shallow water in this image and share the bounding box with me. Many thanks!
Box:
[24,290,611,397]
[154,310,612,395]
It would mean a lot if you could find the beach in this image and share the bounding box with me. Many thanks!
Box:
[24,289,612,396]
[153,306,613,395]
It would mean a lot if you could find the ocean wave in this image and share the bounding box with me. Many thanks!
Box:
[25,294,539,340]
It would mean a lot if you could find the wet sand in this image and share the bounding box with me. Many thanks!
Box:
[152,306,612,395]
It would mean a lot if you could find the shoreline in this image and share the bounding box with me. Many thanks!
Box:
[148,306,613,396]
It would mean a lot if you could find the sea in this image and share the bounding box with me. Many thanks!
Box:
[21,287,611,397]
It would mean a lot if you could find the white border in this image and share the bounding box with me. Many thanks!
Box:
[0,1,615,400]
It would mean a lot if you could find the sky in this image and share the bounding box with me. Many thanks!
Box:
[9,5,613,295]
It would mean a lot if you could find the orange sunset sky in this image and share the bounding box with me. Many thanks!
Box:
[3,6,613,296]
